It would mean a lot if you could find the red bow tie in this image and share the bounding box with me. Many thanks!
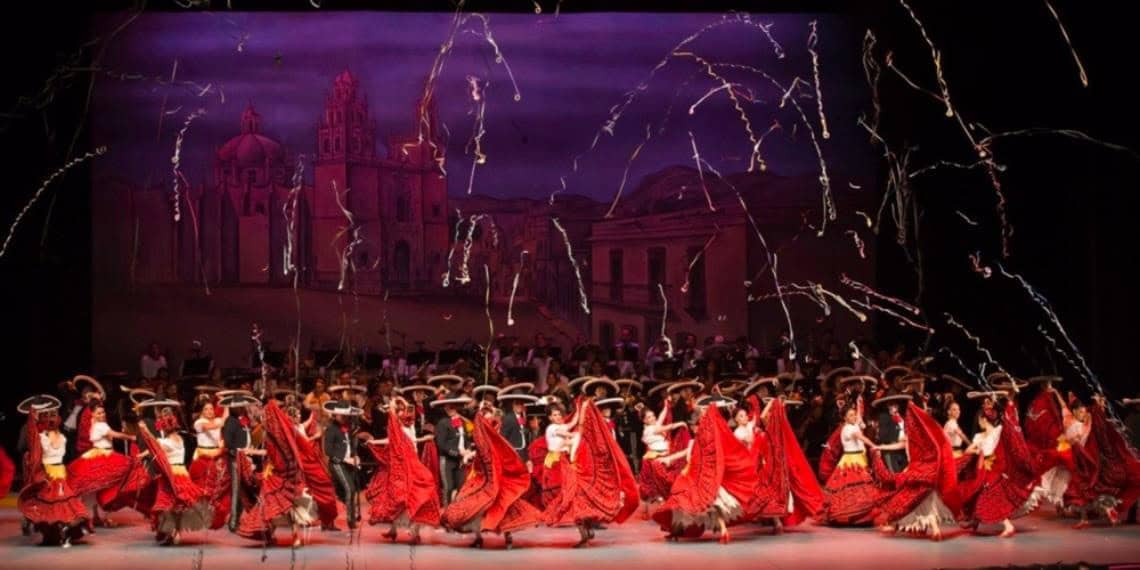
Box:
[239,417,250,428]
[450,417,463,429]
[339,424,350,434]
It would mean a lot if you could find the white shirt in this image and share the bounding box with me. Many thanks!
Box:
[141,354,167,379]
[160,436,185,465]
[194,418,222,448]
[343,432,353,463]
[402,424,417,443]
[973,426,1002,456]
[642,426,669,453]
[944,418,965,447]
[546,423,568,453]
[733,425,754,448]
[90,421,113,449]
[40,432,67,464]
[841,423,865,453]
[1064,420,1089,446]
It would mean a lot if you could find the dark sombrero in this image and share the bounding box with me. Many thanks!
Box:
[429,396,474,408]
[322,400,364,416]
[871,394,913,408]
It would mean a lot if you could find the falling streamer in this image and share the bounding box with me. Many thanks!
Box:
[170,108,206,223]
[604,123,653,218]
[552,217,590,315]
[687,132,717,212]
[657,283,674,358]
[680,228,720,294]
[483,264,494,383]
[943,313,1006,383]
[464,75,488,195]
[840,274,921,315]
[506,250,527,326]
[1042,0,1088,87]
[807,20,830,139]
[771,254,797,360]
[0,146,107,260]
[442,208,464,287]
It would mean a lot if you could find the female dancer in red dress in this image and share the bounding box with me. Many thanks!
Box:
[364,396,442,544]
[286,403,340,531]
[870,397,960,540]
[441,399,543,549]
[67,402,135,525]
[237,400,321,547]
[18,396,88,547]
[651,395,758,543]
[188,400,229,529]
[1067,395,1140,527]
[637,400,688,504]
[543,397,639,547]
[958,390,1046,538]
[534,400,576,509]
[744,395,823,532]
[818,400,879,526]
[136,401,211,545]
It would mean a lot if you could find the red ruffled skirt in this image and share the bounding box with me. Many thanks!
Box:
[638,454,682,502]
[820,453,876,526]
[151,465,211,533]
[365,449,441,528]
[238,470,318,539]
[543,454,630,527]
[960,460,1039,524]
[68,448,132,497]
[99,456,156,514]
[18,465,89,526]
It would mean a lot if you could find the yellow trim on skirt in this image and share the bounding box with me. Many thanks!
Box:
[43,463,66,480]
[544,451,562,469]
[194,447,223,460]
[982,455,995,471]
[81,448,113,460]
[643,450,664,460]
[837,452,868,469]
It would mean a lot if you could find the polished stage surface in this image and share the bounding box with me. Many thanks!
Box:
[1,504,1138,569]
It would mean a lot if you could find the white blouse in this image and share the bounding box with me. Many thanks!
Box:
[943,418,965,447]
[40,432,67,464]
[733,425,755,448]
[972,426,1002,457]
[90,421,113,449]
[402,424,417,443]
[642,426,669,453]
[194,418,222,448]
[841,424,865,453]
[546,423,568,453]
[160,436,185,466]
[1064,420,1089,446]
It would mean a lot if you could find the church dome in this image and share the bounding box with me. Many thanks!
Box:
[217,103,285,168]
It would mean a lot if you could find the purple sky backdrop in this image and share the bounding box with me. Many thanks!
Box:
[91,12,873,201]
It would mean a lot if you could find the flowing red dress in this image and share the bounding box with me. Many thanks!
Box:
[958,402,1044,524]
[544,400,639,527]
[18,416,88,533]
[651,406,758,537]
[137,427,211,535]
[67,423,133,499]
[638,406,686,502]
[364,408,441,529]
[238,401,322,540]
[1068,403,1140,515]
[818,422,877,526]
[0,446,14,496]
[870,402,960,533]
[746,398,823,526]
[441,415,543,534]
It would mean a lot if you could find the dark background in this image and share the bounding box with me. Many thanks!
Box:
[1,0,1137,451]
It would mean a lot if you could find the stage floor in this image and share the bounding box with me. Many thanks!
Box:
[1,505,1138,569]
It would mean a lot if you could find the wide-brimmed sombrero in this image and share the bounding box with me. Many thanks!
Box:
[17,394,62,414]
[429,396,474,408]
[322,400,364,416]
